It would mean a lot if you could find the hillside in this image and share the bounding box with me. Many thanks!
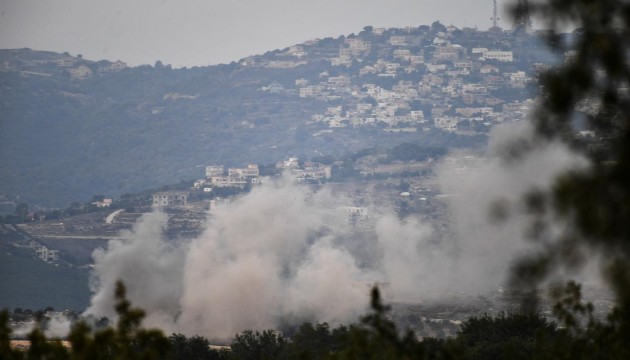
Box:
[0,245,90,310]
[0,24,555,208]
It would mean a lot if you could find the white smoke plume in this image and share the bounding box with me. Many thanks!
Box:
[11,313,73,339]
[84,121,586,341]
[436,121,588,293]
[44,314,72,338]
[376,214,457,301]
[174,179,373,339]
[86,177,376,340]
[86,212,186,328]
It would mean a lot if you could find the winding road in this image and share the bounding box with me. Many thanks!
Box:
[105,209,124,224]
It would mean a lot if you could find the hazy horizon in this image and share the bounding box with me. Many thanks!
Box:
[0,0,516,68]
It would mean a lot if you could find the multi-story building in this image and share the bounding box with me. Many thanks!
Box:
[31,241,60,262]
[228,164,259,180]
[152,191,188,207]
[68,65,93,79]
[288,46,306,57]
[291,162,331,182]
[483,50,513,62]
[205,165,224,178]
[209,164,260,188]
[299,85,325,97]
[434,117,459,132]
[345,38,371,54]
[389,36,407,46]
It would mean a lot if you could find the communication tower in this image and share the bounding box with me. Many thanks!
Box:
[490,0,501,30]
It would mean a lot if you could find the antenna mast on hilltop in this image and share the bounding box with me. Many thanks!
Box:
[491,0,500,29]
[513,0,532,32]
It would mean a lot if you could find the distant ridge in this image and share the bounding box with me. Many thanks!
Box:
[0,24,552,208]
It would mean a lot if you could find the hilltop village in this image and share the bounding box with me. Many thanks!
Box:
[2,23,552,140]
[0,23,566,209]
[247,23,553,136]
[0,23,560,274]
[0,23,568,269]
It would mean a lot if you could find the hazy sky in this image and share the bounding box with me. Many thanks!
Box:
[0,0,515,67]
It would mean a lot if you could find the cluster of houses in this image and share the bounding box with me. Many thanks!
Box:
[275,157,332,182]
[153,164,262,208]
[252,25,545,136]
[153,159,333,208]
[191,159,332,192]
[0,50,127,79]
[300,29,534,134]
[194,164,262,190]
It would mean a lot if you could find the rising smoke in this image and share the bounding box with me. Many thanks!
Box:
[84,121,586,341]
[436,121,589,294]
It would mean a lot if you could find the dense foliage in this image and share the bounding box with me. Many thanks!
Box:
[225,288,628,359]
[504,0,630,338]
[4,287,620,359]
[492,0,630,358]
[1,281,170,360]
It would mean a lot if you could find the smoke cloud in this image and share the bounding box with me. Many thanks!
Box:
[44,314,72,338]
[174,180,375,339]
[87,212,186,327]
[84,121,586,341]
[436,121,588,293]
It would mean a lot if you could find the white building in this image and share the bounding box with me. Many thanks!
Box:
[68,65,93,79]
[229,164,259,180]
[30,241,60,262]
[471,47,488,55]
[483,50,513,62]
[98,60,127,73]
[372,27,386,35]
[288,46,306,57]
[331,56,352,67]
[277,157,300,169]
[345,38,371,54]
[327,75,351,87]
[92,198,113,208]
[299,85,325,97]
[210,164,260,188]
[389,36,407,46]
[434,117,459,132]
[205,165,224,178]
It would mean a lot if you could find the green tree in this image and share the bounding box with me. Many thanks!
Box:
[169,333,225,360]
[14,203,28,223]
[455,312,558,360]
[229,330,285,360]
[505,0,630,357]
[330,287,452,360]
[0,310,24,360]
[281,322,349,360]
[0,281,170,360]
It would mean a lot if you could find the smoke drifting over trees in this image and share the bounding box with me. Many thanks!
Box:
[84,122,585,341]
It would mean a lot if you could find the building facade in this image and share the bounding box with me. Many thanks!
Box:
[152,191,188,207]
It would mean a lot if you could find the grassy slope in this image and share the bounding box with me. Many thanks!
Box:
[0,247,90,311]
